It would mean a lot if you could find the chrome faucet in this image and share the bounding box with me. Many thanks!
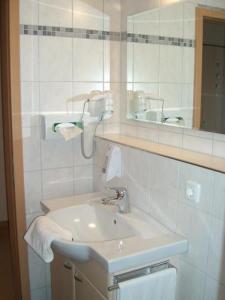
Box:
[102,187,129,214]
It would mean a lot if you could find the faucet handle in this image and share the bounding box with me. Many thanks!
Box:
[103,187,129,213]
[108,187,128,199]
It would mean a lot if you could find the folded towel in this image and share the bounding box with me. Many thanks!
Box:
[118,268,176,300]
[24,216,73,263]
[56,122,83,141]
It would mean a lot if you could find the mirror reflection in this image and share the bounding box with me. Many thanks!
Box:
[124,1,225,134]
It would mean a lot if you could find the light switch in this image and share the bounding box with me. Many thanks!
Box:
[186,180,201,203]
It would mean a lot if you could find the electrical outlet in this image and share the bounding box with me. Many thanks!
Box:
[186,180,201,203]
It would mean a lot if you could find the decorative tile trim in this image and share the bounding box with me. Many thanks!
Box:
[20,24,194,47]
[122,32,195,48]
[20,24,121,41]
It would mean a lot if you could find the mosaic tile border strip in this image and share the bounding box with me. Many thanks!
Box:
[20,24,121,41]
[121,32,195,48]
[20,24,195,47]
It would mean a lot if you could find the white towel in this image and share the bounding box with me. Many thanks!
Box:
[105,145,122,182]
[56,123,83,141]
[118,268,176,300]
[24,216,73,263]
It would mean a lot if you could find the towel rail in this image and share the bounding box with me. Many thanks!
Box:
[108,260,174,291]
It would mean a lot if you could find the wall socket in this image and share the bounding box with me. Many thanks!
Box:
[186,180,201,203]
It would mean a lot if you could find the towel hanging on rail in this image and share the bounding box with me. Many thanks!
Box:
[117,268,176,300]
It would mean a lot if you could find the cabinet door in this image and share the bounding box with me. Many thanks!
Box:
[74,270,106,300]
[51,253,75,300]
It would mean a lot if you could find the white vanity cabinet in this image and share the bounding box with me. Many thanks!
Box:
[51,252,177,300]
[74,270,106,300]
[51,253,75,300]
[51,253,108,300]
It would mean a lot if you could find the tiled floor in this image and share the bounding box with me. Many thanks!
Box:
[0,223,14,300]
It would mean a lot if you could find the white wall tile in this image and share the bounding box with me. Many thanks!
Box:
[212,172,225,221]
[204,277,225,300]
[125,147,151,191]
[213,140,225,158]
[176,203,210,272]
[20,0,39,25]
[175,259,205,300]
[149,155,179,231]
[31,288,47,300]
[41,139,73,169]
[159,83,182,110]
[22,127,41,171]
[183,128,213,140]
[133,82,159,96]
[74,164,93,194]
[24,171,43,214]
[74,178,93,194]
[103,122,120,134]
[159,45,183,83]
[103,82,120,123]
[39,0,73,27]
[133,7,160,36]
[133,44,159,82]
[182,134,213,155]
[150,192,178,231]
[28,248,47,290]
[127,42,134,83]
[104,0,121,32]
[42,167,74,200]
[46,286,52,300]
[183,2,196,40]
[181,83,194,128]
[126,178,151,214]
[201,0,225,9]
[159,2,183,38]
[73,137,94,166]
[40,82,72,114]
[121,123,137,137]
[74,164,93,179]
[104,41,121,83]
[158,129,183,148]
[39,37,73,81]
[21,82,40,128]
[207,217,225,285]
[149,155,179,200]
[182,47,195,84]
[73,0,104,30]
[73,38,104,81]
[136,126,158,142]
[20,36,39,82]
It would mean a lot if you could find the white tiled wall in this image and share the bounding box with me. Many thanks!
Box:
[20,0,225,299]
[19,0,121,299]
[94,138,225,300]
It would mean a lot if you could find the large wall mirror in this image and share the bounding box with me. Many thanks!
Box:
[123,1,225,134]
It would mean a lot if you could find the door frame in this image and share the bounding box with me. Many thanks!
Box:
[0,0,30,299]
[193,7,225,129]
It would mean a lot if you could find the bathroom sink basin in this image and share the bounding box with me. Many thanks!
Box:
[47,204,137,242]
[44,193,188,273]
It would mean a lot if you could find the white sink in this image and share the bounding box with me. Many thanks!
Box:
[43,193,188,273]
[48,204,137,242]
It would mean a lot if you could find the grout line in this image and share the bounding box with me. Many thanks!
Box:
[72,0,76,196]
